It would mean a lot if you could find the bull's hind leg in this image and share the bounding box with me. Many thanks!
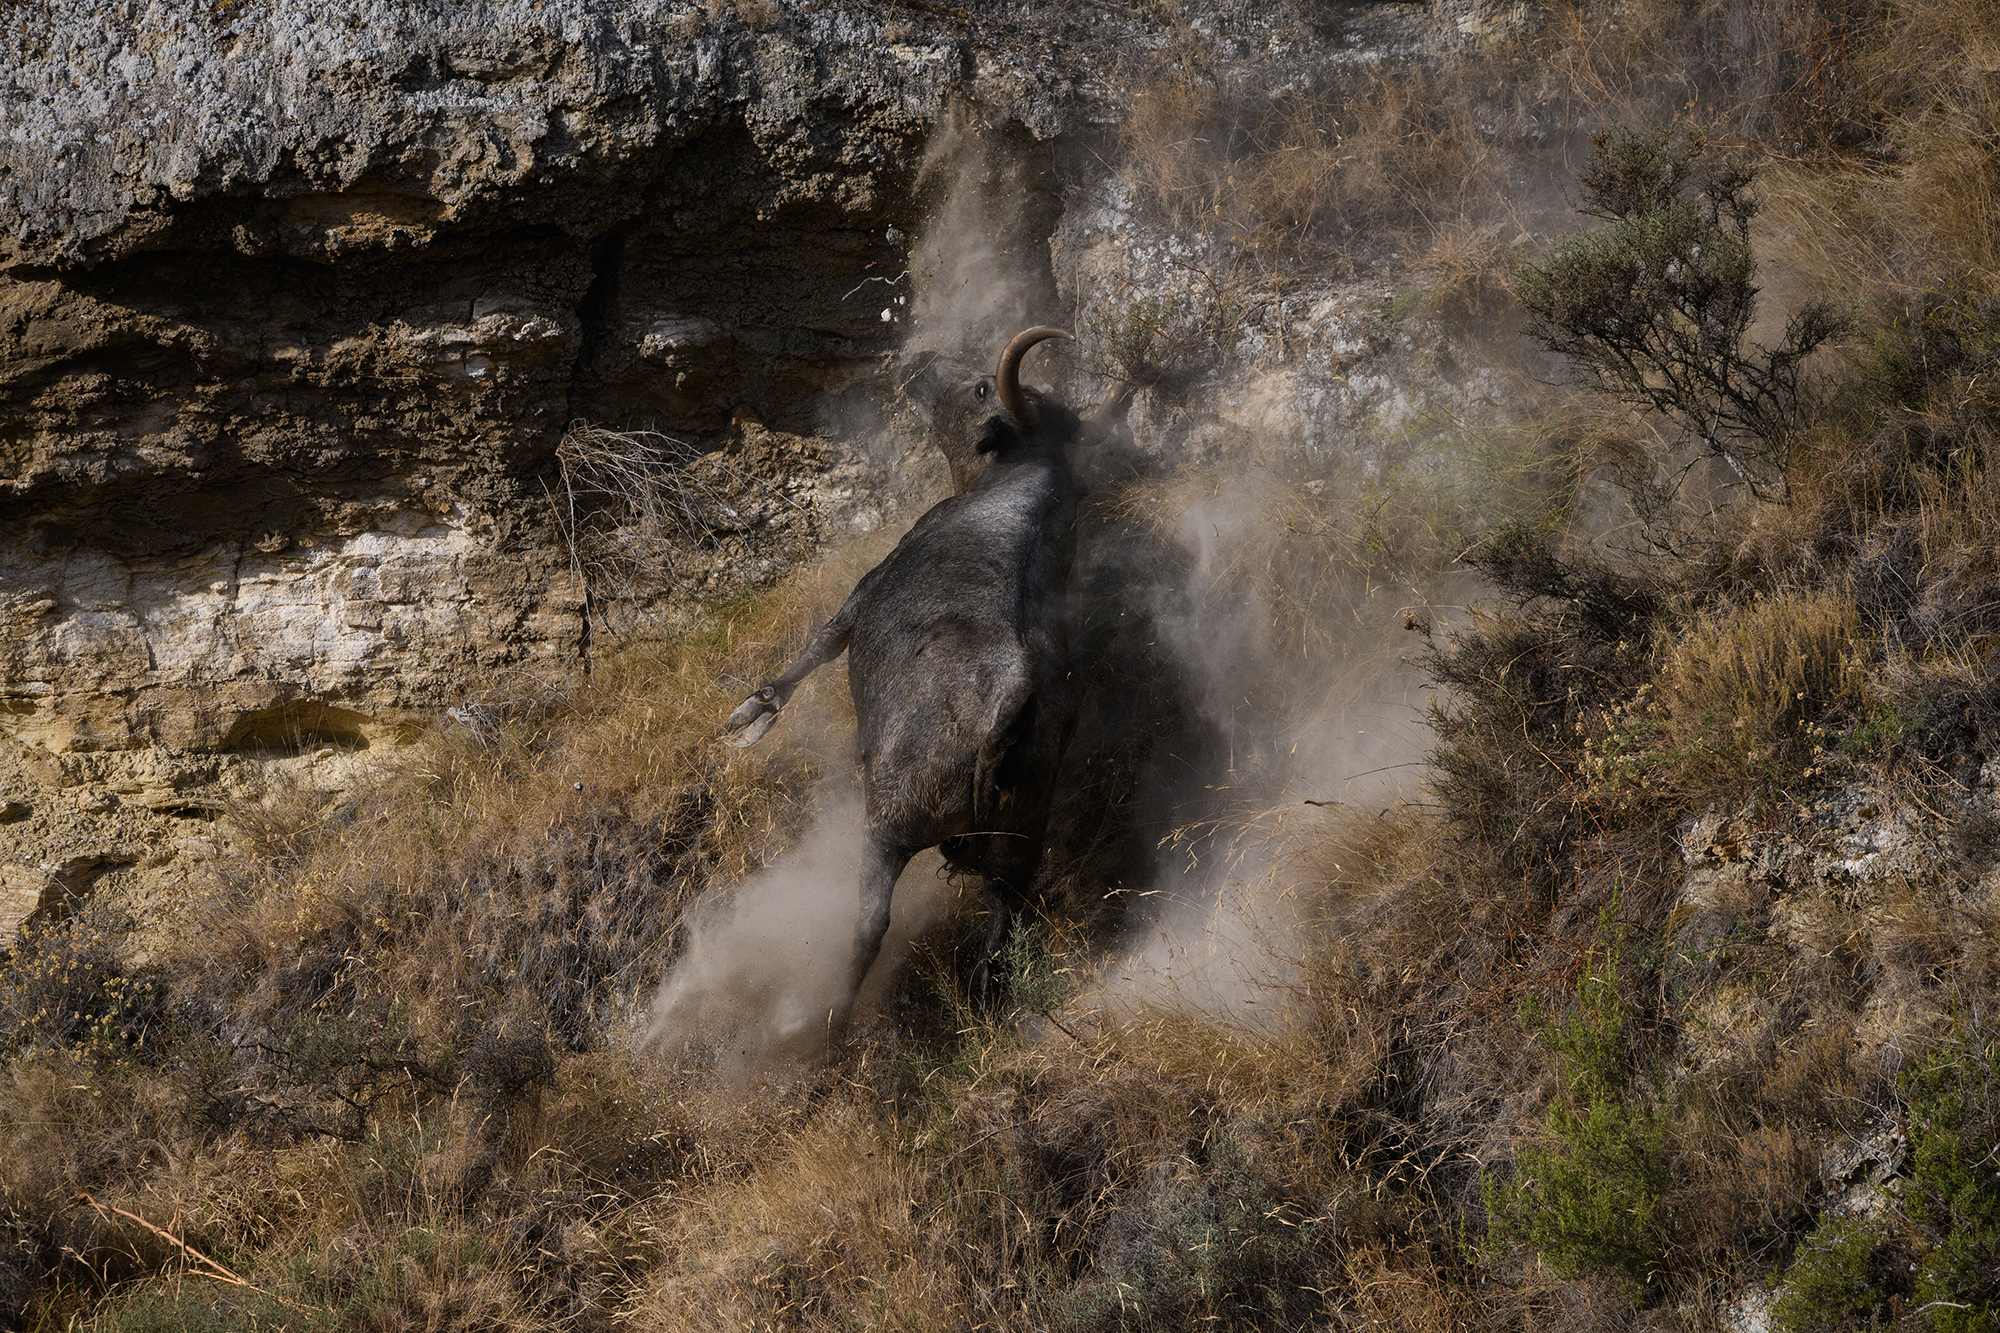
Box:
[969,834,1045,1004]
[832,830,914,1038]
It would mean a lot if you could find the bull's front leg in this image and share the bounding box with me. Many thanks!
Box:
[722,612,855,748]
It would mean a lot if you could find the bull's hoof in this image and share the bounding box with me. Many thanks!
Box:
[722,691,780,747]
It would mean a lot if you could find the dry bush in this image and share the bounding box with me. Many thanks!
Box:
[550,424,829,637]
[1639,587,1872,795]
[1409,221,1522,320]
[1117,37,1516,271]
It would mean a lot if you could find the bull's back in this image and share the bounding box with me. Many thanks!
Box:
[847,466,1073,843]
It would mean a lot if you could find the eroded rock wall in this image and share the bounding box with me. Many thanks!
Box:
[1,0,1086,758]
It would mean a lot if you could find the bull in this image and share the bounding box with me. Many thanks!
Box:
[723,325,1114,1034]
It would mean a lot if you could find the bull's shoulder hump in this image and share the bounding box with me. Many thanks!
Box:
[892,467,1067,549]
[955,463,1072,532]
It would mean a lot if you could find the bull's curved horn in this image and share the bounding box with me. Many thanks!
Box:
[995,326,1073,429]
[1087,380,1138,423]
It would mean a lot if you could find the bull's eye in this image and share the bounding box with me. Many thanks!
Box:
[974,382,990,400]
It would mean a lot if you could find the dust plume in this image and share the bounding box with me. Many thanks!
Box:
[904,101,1064,363]
[1065,453,1451,1026]
[648,791,950,1083]
[1089,836,1309,1033]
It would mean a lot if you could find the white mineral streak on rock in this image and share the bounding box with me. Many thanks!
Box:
[0,514,564,752]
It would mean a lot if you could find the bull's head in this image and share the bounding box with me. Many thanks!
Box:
[908,326,1073,493]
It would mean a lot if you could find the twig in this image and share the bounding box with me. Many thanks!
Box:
[80,1194,316,1313]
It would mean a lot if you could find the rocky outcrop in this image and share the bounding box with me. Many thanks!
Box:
[0,0,1095,759]
[1676,767,2000,1119]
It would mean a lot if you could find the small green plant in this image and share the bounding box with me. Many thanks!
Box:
[1902,1021,2000,1333]
[1085,288,1235,397]
[999,918,1076,1022]
[1770,1213,1910,1333]
[1485,939,1669,1296]
[1382,286,1426,323]
[1771,1020,2000,1333]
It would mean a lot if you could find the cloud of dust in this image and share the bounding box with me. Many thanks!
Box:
[648,791,951,1084]
[904,101,1065,366]
[652,93,1453,1058]
[1168,472,1436,810]
[1088,836,1312,1034]
[1078,460,1443,1028]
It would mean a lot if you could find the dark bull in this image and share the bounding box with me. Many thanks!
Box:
[723,326,1125,1035]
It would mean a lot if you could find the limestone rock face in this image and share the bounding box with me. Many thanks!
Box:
[0,0,1081,755]
[0,505,568,752]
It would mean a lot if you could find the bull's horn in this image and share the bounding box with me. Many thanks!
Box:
[996,326,1073,429]
[1087,380,1137,423]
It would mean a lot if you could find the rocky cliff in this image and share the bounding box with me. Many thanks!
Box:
[3,0,1016,758]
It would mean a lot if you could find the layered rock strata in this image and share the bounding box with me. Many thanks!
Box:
[1,0,1077,758]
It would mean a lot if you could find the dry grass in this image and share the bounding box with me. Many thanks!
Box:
[1111,0,1933,317]
[0,526,909,1329]
[1582,586,1876,800]
[1116,28,1524,275]
[625,1107,972,1332]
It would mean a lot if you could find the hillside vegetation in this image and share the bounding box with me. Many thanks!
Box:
[5,1,2000,1329]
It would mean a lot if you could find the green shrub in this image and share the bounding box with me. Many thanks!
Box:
[1771,1213,1910,1333]
[1772,1021,2000,1333]
[1485,944,1669,1296]
[1903,1022,2000,1333]
[1516,124,1847,503]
